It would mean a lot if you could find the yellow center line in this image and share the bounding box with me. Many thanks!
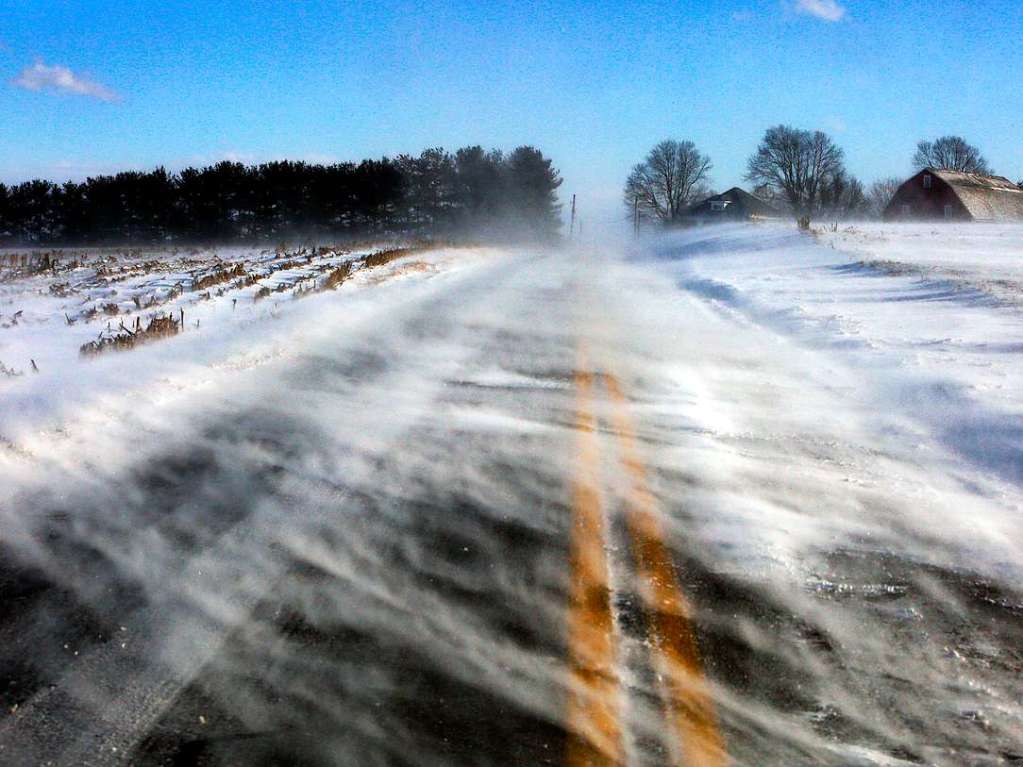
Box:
[566,360,625,767]
[603,372,727,767]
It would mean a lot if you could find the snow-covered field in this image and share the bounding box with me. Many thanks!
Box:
[817,223,1023,303]
[650,222,1023,499]
[0,226,1021,766]
[0,243,476,445]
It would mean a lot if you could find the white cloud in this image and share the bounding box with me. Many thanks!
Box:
[11,61,119,102]
[794,0,846,22]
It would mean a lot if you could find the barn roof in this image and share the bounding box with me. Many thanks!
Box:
[688,187,781,218]
[930,169,1023,221]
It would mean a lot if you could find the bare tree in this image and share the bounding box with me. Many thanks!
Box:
[745,125,845,218]
[819,170,868,219]
[624,140,712,224]
[912,136,991,174]
[866,177,902,218]
[751,182,785,208]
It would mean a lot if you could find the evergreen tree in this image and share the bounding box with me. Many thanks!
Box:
[0,146,562,244]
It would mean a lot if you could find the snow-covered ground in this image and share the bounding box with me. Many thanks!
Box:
[0,244,372,377]
[648,222,1023,499]
[0,243,479,446]
[817,223,1023,303]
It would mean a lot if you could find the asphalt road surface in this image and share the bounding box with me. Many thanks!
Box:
[1,238,1021,766]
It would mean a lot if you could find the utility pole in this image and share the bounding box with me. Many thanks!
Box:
[569,194,577,238]
[634,197,640,237]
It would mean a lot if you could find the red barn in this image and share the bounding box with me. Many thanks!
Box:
[884,168,1023,222]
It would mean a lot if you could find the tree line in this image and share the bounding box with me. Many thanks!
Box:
[626,129,1012,225]
[0,145,562,245]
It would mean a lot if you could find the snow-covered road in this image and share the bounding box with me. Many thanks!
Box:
[0,226,1021,766]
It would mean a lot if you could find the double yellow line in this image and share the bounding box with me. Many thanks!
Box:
[566,354,726,767]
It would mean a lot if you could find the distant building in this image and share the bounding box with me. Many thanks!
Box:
[686,187,781,223]
[884,168,1023,222]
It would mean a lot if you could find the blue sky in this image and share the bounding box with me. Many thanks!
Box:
[3,0,1022,224]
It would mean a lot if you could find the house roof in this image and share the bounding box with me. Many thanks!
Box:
[929,169,1023,221]
[688,187,781,218]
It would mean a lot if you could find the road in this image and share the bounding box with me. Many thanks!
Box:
[1,233,1021,766]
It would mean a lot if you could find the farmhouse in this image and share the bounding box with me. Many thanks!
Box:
[884,168,1023,222]
[686,187,781,223]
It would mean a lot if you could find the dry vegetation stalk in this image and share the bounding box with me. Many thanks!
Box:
[193,263,246,291]
[363,247,415,269]
[322,262,352,290]
[79,313,183,357]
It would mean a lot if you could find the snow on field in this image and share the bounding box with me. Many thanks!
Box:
[0,244,364,368]
[816,223,1023,300]
[642,222,1023,572]
[0,243,489,454]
